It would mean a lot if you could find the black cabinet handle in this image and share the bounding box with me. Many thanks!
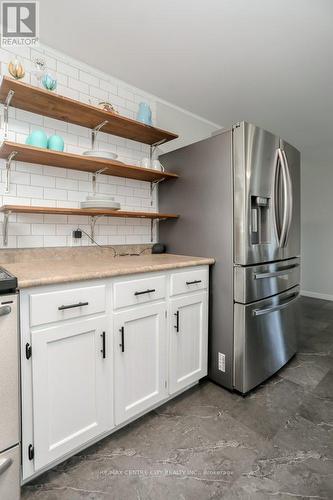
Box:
[58,301,89,311]
[186,280,202,285]
[28,444,34,461]
[25,343,32,360]
[174,310,180,332]
[134,289,156,296]
[100,331,106,359]
[119,326,125,352]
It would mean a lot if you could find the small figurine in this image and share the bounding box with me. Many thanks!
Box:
[31,57,46,86]
[98,101,118,113]
[8,58,25,80]
[42,73,57,91]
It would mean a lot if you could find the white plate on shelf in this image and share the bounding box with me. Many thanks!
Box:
[83,150,118,160]
[86,194,115,201]
[80,200,121,210]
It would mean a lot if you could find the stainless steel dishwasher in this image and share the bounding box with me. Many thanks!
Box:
[0,268,20,500]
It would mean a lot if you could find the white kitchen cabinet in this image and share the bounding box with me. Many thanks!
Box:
[31,315,111,471]
[169,291,208,394]
[20,266,209,481]
[114,302,167,425]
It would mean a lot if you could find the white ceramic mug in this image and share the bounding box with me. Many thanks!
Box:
[141,157,151,169]
[152,160,162,171]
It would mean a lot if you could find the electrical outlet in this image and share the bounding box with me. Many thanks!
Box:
[218,352,225,372]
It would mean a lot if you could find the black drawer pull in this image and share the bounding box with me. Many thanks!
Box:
[58,301,89,311]
[101,331,106,359]
[119,326,125,352]
[186,280,202,285]
[174,310,180,332]
[134,288,156,296]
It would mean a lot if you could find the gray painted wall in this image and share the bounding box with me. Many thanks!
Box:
[301,160,333,300]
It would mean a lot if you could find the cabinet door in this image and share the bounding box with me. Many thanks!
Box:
[114,303,167,425]
[32,316,111,471]
[169,292,208,394]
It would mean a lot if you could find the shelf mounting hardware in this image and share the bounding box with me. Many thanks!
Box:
[149,138,167,164]
[2,210,11,247]
[5,150,17,193]
[150,177,166,206]
[90,215,105,241]
[92,167,108,195]
[150,217,167,242]
[2,89,14,140]
[91,120,109,150]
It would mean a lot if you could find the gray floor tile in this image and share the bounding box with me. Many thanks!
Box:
[22,298,333,500]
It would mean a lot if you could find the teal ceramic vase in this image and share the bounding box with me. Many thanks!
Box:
[26,130,48,148]
[47,134,64,152]
[42,73,57,91]
[136,102,152,125]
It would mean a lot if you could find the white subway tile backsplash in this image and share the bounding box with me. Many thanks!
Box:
[30,174,56,188]
[0,43,158,248]
[56,178,78,190]
[17,185,43,198]
[57,61,79,79]
[79,70,99,87]
[44,188,67,201]
[31,223,56,235]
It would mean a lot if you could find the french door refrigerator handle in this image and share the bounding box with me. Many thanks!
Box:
[272,148,282,246]
[252,291,299,317]
[281,149,293,247]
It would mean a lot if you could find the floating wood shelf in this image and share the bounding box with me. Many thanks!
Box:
[0,205,178,219]
[0,141,178,183]
[0,205,178,246]
[0,76,178,145]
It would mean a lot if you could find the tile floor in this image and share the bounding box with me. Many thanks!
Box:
[22,297,333,499]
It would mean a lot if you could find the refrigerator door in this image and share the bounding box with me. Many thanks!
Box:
[234,285,299,394]
[233,122,300,265]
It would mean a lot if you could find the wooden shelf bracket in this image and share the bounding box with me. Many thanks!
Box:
[5,149,17,193]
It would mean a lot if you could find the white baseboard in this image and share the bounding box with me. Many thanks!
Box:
[301,290,333,302]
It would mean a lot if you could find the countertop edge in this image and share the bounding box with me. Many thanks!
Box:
[16,258,215,289]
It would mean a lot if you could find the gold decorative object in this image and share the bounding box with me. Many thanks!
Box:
[98,101,118,114]
[8,58,25,80]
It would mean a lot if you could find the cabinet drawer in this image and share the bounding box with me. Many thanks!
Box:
[170,267,208,296]
[30,285,106,327]
[114,275,166,310]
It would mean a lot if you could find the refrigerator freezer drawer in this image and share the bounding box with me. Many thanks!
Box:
[234,285,299,393]
[0,445,20,500]
[234,257,300,303]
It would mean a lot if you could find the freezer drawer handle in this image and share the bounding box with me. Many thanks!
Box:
[186,280,202,285]
[252,292,299,317]
[254,264,299,280]
[58,301,89,311]
[0,305,11,316]
[0,457,12,476]
[134,289,156,296]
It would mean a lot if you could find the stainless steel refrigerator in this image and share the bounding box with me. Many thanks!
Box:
[159,121,300,394]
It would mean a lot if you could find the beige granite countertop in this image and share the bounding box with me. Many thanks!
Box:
[2,252,215,288]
